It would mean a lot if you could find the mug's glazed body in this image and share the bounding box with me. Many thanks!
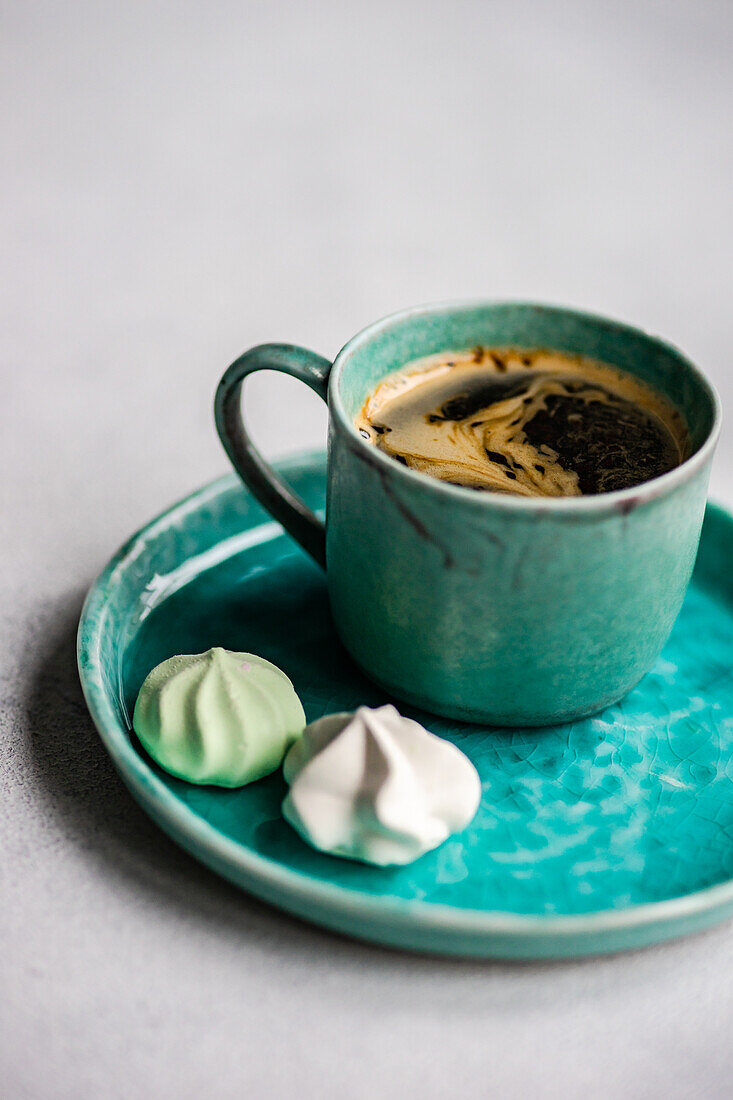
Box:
[217,302,720,726]
[327,433,710,724]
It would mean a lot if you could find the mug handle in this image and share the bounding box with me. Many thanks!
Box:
[215,343,332,569]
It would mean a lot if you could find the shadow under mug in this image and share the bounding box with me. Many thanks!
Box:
[215,301,720,726]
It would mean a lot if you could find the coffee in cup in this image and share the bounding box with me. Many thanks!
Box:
[356,347,689,498]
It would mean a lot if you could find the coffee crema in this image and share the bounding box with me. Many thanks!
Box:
[356,347,689,498]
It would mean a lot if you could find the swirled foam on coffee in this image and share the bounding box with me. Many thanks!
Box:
[356,347,689,497]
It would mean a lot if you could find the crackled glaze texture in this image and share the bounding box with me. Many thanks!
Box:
[78,456,733,957]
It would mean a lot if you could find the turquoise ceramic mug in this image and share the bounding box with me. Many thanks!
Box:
[215,302,720,725]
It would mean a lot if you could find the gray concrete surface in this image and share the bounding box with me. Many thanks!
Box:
[2,1,732,1096]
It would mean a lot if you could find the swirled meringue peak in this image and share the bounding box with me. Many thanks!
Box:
[133,648,305,787]
[282,705,481,866]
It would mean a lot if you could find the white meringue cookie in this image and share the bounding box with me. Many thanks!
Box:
[282,704,481,866]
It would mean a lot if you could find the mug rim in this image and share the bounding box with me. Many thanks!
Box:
[327,299,722,515]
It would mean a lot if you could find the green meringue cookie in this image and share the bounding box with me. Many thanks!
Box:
[133,648,305,787]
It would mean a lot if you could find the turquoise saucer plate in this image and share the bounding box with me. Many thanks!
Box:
[78,452,733,958]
